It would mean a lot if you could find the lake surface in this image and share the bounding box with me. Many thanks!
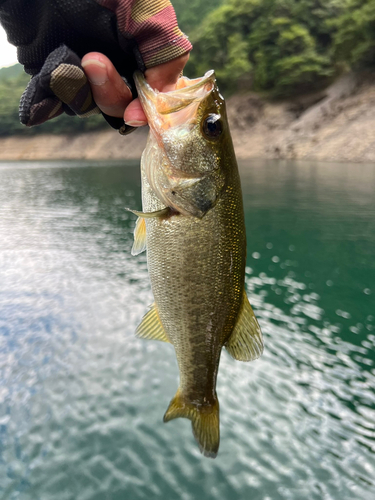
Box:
[0,159,374,500]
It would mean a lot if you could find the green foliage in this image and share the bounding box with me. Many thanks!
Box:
[215,33,253,88]
[282,0,344,50]
[0,0,373,136]
[331,0,375,67]
[250,15,334,93]
[188,0,343,95]
[0,69,31,136]
[172,0,224,33]
[187,1,264,80]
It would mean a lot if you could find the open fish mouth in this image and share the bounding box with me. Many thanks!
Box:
[134,70,216,131]
[133,69,227,218]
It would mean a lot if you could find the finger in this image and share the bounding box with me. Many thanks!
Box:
[81,52,133,118]
[124,52,190,126]
[124,98,147,126]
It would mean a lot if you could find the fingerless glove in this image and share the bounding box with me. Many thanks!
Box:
[0,0,191,130]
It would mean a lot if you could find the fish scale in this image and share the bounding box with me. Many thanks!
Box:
[130,70,264,458]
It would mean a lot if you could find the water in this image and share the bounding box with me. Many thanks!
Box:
[0,159,374,500]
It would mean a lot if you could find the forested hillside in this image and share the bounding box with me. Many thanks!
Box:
[0,0,374,137]
[187,0,375,94]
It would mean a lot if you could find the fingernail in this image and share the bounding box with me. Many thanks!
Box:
[82,59,108,86]
[125,120,147,127]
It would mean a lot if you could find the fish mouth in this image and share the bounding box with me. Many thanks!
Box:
[134,70,216,130]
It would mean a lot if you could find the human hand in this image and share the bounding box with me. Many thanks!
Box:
[81,52,190,128]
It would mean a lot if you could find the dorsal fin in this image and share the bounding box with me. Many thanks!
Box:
[225,290,264,361]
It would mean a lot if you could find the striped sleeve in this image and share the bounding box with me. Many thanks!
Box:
[95,0,192,68]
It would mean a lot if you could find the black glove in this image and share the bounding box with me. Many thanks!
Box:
[19,44,135,134]
[0,0,143,132]
[19,45,98,125]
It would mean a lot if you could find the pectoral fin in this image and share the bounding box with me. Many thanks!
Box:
[225,291,264,361]
[127,207,170,219]
[131,217,147,256]
[129,207,170,256]
[136,303,170,343]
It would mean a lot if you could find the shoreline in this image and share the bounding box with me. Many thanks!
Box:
[0,72,374,164]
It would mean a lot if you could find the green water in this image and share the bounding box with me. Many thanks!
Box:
[0,159,374,500]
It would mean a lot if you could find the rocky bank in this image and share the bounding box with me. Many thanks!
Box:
[0,72,374,163]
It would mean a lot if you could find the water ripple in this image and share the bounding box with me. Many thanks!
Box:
[0,160,374,500]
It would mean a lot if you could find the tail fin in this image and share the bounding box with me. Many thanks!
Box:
[163,388,220,458]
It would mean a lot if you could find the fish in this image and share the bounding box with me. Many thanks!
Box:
[130,70,264,458]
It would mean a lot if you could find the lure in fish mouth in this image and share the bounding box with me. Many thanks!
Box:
[128,70,264,458]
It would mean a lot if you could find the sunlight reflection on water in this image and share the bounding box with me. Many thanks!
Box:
[0,160,374,500]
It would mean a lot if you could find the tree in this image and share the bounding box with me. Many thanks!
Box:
[172,0,224,33]
[332,0,375,67]
[188,0,337,95]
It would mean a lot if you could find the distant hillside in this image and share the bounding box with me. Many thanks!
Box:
[1,72,374,164]
[0,64,32,136]
[0,0,374,138]
[0,63,23,81]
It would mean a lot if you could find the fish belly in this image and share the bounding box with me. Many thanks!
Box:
[148,206,244,391]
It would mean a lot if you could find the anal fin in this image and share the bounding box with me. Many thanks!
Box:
[136,303,170,343]
[225,290,264,361]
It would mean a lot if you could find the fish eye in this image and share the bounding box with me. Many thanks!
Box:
[202,114,223,139]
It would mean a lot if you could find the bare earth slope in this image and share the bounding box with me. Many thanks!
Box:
[229,72,375,162]
[0,72,374,163]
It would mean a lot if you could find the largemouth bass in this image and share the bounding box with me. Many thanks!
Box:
[130,70,263,458]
